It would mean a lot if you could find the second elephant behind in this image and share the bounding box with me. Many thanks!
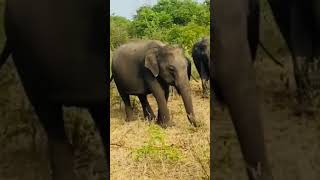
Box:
[192,37,210,97]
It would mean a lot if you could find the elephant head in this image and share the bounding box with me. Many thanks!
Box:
[144,45,197,126]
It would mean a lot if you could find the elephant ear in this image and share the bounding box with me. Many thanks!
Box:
[186,57,192,80]
[145,48,159,77]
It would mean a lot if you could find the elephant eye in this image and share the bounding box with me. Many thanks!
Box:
[168,65,175,72]
[168,65,176,75]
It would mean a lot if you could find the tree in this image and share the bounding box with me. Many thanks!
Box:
[110,15,130,49]
[128,0,210,53]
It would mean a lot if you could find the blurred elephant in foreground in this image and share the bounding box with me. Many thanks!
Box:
[111,40,198,128]
[0,0,108,179]
[212,0,273,180]
[192,37,210,97]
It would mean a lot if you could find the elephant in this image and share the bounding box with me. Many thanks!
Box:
[111,40,198,128]
[192,37,210,97]
[0,0,108,179]
[266,0,320,109]
[190,39,281,101]
[212,0,273,179]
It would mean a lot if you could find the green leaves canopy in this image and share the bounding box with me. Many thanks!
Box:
[110,0,210,54]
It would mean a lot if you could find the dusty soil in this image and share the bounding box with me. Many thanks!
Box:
[0,60,106,180]
[110,80,210,180]
[213,57,320,180]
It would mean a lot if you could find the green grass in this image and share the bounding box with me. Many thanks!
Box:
[133,123,182,162]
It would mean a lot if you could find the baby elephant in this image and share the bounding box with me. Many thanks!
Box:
[112,40,198,128]
[192,37,210,97]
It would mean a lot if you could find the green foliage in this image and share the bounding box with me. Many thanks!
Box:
[110,0,210,53]
[110,15,130,49]
[133,124,182,162]
[166,22,209,54]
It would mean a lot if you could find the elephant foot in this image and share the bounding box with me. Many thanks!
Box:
[145,114,156,121]
[187,114,198,127]
[125,115,135,122]
[50,140,76,180]
[202,91,210,98]
[157,119,175,128]
[247,162,274,180]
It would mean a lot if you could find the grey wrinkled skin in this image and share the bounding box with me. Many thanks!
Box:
[211,0,273,179]
[112,40,198,128]
[192,37,210,98]
[0,0,108,179]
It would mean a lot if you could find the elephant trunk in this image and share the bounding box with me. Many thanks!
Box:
[176,81,198,127]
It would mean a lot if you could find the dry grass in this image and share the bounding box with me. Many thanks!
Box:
[110,80,210,180]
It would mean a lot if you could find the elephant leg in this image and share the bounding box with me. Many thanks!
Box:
[247,0,260,61]
[213,0,273,179]
[32,103,75,180]
[199,62,210,97]
[138,95,156,120]
[119,92,134,121]
[88,104,109,179]
[290,1,314,106]
[153,83,175,126]
[312,0,320,55]
[310,0,320,97]
[145,76,171,127]
[201,78,210,98]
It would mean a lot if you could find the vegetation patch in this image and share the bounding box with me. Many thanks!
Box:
[133,124,182,162]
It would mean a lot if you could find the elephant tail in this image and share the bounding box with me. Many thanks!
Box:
[258,41,284,68]
[0,40,11,70]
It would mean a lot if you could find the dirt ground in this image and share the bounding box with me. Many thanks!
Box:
[213,57,320,180]
[110,80,210,179]
[0,60,106,180]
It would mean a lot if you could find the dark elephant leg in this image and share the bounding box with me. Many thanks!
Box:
[213,0,273,179]
[194,57,210,97]
[193,54,209,97]
[138,95,156,120]
[88,104,109,178]
[33,103,75,180]
[119,91,134,121]
[200,63,210,98]
[267,0,315,108]
[290,1,314,107]
[201,79,210,98]
[248,0,260,60]
[312,0,320,55]
[311,0,320,93]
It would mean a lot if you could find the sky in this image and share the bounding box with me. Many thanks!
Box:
[110,0,206,20]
